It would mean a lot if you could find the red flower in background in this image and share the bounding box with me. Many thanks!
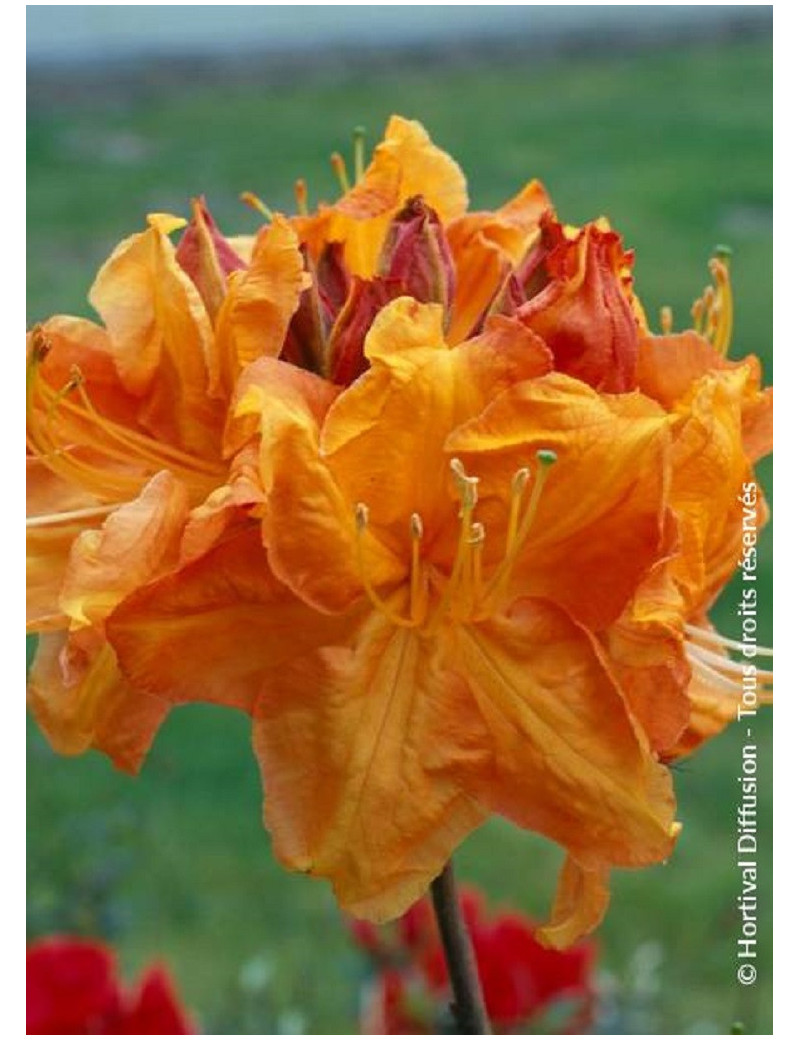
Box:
[351,887,595,1034]
[27,937,194,1035]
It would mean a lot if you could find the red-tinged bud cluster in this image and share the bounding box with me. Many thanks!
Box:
[349,885,596,1034]
[26,937,194,1035]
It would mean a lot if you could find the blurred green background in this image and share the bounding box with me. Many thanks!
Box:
[28,23,772,1035]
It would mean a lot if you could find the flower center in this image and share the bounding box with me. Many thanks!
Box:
[354,449,557,633]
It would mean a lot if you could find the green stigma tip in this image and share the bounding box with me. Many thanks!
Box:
[537,449,558,467]
[715,244,733,259]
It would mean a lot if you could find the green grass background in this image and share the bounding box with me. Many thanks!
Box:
[28,37,772,1033]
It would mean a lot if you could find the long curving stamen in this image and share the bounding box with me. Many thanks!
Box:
[26,503,121,529]
[709,249,733,356]
[483,449,557,607]
[685,622,773,659]
[423,460,480,631]
[354,453,555,631]
[240,191,273,221]
[354,504,419,629]
[294,179,309,217]
[686,650,744,695]
[469,522,485,609]
[687,641,773,685]
[331,152,351,194]
[70,376,222,478]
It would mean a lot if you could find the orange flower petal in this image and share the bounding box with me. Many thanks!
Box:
[535,856,611,950]
[107,527,354,714]
[637,330,773,464]
[604,556,693,754]
[28,632,168,774]
[89,216,221,457]
[59,471,191,630]
[447,179,552,344]
[214,215,309,396]
[232,357,397,612]
[253,612,488,920]
[457,599,678,870]
[446,374,671,629]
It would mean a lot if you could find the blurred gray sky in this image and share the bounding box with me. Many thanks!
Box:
[27,5,770,66]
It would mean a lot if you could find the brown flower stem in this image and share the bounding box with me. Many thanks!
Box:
[430,860,491,1034]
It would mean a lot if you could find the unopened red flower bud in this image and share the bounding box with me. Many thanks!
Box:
[379,195,456,312]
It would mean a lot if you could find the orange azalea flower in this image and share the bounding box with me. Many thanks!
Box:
[27,207,307,770]
[27,114,770,953]
[106,296,679,946]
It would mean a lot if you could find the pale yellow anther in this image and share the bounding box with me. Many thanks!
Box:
[331,152,351,194]
[659,305,673,335]
[355,502,370,531]
[30,325,52,364]
[410,512,424,540]
[67,364,85,390]
[449,457,479,511]
[240,192,273,221]
[294,179,309,217]
[512,467,531,496]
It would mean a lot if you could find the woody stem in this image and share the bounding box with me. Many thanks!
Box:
[430,859,491,1034]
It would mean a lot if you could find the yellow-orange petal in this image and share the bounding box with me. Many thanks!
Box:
[323,116,468,278]
[535,856,611,950]
[447,179,552,344]
[232,356,398,612]
[28,632,168,774]
[637,330,773,465]
[26,456,105,632]
[667,368,761,610]
[59,471,191,630]
[88,216,222,457]
[446,374,671,629]
[253,612,489,920]
[603,557,693,754]
[214,215,309,396]
[107,527,355,714]
[457,599,678,869]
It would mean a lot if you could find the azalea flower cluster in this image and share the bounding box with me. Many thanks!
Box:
[27,116,773,947]
[351,887,595,1033]
[26,936,193,1034]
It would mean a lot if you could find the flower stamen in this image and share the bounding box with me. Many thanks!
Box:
[482,449,557,609]
[240,191,273,221]
[294,179,309,217]
[354,503,419,629]
[331,152,351,194]
[353,452,556,631]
